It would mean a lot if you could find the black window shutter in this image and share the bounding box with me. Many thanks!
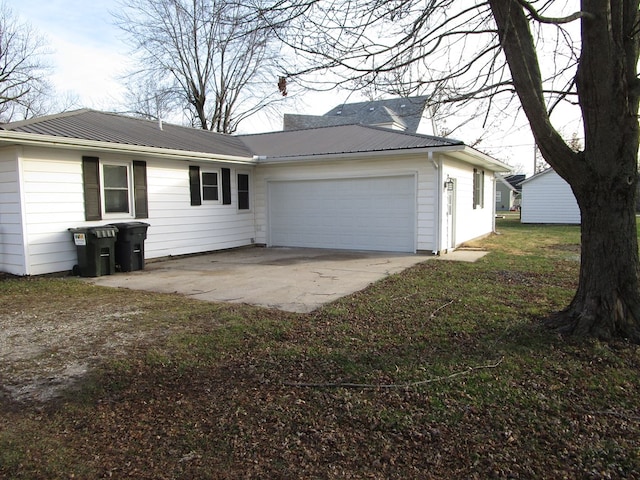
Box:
[189,166,201,206]
[133,160,148,218]
[222,168,231,205]
[82,156,101,220]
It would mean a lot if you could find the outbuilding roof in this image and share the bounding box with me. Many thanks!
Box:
[238,124,462,159]
[283,96,430,133]
[0,109,252,158]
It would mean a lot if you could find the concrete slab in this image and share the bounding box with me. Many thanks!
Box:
[86,247,486,313]
[434,249,489,262]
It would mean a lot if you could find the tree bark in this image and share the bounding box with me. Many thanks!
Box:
[558,175,640,341]
[490,0,640,342]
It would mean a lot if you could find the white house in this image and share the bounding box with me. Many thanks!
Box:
[0,109,510,276]
[520,168,580,224]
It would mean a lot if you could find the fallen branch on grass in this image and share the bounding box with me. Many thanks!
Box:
[430,299,455,318]
[283,357,504,390]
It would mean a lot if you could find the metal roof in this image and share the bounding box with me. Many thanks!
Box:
[238,124,462,160]
[0,108,509,171]
[0,109,252,158]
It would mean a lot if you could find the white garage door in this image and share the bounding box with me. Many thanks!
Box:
[268,176,416,252]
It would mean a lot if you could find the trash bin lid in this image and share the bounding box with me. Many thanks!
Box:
[108,222,150,230]
[89,226,119,238]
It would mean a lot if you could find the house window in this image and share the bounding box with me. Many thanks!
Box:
[202,171,219,201]
[473,168,485,209]
[237,173,250,210]
[103,164,131,214]
[82,157,148,220]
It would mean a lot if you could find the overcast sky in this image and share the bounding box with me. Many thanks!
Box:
[14,0,131,109]
[11,1,585,174]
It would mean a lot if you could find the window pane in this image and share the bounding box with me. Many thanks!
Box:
[203,186,219,201]
[104,165,128,188]
[103,164,130,213]
[105,190,129,213]
[237,173,249,191]
[238,191,250,210]
[202,172,218,186]
[237,173,249,210]
[202,172,219,201]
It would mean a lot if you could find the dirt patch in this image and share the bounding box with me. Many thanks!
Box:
[0,286,159,404]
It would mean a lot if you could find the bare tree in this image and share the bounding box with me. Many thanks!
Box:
[0,2,52,122]
[114,0,286,133]
[272,0,640,342]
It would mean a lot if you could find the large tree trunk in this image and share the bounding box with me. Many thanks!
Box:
[490,0,640,342]
[552,168,640,341]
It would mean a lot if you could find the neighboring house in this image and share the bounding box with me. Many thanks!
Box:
[283,96,437,135]
[520,168,580,224]
[0,109,509,276]
[495,173,525,211]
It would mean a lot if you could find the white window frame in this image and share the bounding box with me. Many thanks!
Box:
[201,169,221,203]
[473,168,485,209]
[100,160,134,218]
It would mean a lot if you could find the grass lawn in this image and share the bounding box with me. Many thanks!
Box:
[1,217,639,479]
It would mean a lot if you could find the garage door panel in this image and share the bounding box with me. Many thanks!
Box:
[268,176,415,252]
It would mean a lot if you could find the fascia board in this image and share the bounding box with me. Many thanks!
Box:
[0,131,256,165]
[257,144,511,172]
[437,145,511,172]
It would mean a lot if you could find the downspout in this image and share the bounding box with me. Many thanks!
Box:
[430,151,442,255]
[492,174,497,233]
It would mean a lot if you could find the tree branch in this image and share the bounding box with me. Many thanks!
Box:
[516,0,595,24]
[284,357,504,390]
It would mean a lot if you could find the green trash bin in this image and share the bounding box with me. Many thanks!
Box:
[109,222,150,272]
[69,225,119,277]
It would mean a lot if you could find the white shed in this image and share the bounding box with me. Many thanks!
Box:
[520,169,580,224]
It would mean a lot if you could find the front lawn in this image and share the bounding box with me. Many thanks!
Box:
[1,217,639,479]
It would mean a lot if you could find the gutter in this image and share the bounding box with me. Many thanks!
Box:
[0,131,256,165]
[256,144,511,172]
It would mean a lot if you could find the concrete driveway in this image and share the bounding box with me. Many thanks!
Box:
[87,247,485,313]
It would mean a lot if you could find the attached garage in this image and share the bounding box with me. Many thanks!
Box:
[268,175,416,252]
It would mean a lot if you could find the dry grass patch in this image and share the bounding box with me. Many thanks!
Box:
[1,218,639,479]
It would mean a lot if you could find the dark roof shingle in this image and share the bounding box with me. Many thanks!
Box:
[283,96,430,133]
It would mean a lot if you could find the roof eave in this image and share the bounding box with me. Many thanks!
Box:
[0,131,255,164]
[256,144,509,171]
[437,144,511,172]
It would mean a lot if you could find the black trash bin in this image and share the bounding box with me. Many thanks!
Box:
[109,222,150,272]
[69,225,119,277]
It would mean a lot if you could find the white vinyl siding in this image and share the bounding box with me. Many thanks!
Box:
[254,154,435,252]
[21,150,86,275]
[0,149,27,275]
[4,143,504,275]
[521,169,580,224]
[13,146,256,275]
[441,159,495,247]
[141,159,255,258]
